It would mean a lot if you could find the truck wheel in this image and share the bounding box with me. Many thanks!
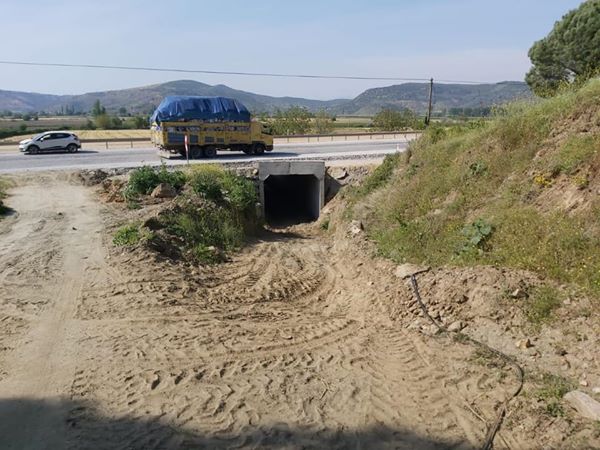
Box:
[242,147,254,155]
[203,146,217,158]
[190,147,203,159]
[253,143,265,155]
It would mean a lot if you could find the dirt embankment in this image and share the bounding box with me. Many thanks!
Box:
[0,172,598,449]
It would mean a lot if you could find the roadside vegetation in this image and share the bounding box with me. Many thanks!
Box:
[351,78,600,298]
[112,223,150,246]
[114,165,259,264]
[372,108,425,131]
[123,165,186,199]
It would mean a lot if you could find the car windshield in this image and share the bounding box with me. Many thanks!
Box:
[32,132,47,140]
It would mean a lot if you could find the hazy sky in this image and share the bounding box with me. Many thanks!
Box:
[0,0,584,99]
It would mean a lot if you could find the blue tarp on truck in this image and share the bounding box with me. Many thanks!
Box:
[150,96,251,124]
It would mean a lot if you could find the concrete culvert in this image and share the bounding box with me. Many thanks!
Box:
[264,175,320,226]
[259,161,325,227]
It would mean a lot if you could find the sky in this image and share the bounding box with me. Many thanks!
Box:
[0,0,585,100]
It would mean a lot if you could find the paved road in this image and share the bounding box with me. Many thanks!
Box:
[0,139,410,173]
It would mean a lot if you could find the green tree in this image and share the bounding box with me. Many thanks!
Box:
[91,100,106,117]
[313,110,334,134]
[131,115,148,129]
[372,108,419,131]
[111,116,123,129]
[270,106,312,135]
[94,113,112,129]
[118,106,128,116]
[526,0,600,96]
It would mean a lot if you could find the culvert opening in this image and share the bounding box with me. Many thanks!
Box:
[264,174,320,226]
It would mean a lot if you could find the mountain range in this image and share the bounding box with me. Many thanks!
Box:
[0,79,532,116]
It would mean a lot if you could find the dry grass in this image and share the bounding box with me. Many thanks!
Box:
[72,130,150,140]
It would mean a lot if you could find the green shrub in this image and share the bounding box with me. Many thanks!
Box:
[161,202,244,263]
[188,165,224,201]
[188,165,256,213]
[124,165,186,198]
[113,224,145,246]
[372,108,421,131]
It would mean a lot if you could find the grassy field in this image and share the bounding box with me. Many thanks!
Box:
[351,79,600,298]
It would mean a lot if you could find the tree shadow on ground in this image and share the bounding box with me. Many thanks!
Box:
[0,397,476,450]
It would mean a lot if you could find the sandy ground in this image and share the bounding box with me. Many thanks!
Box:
[0,175,594,449]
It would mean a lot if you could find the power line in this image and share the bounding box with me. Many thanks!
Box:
[0,60,488,84]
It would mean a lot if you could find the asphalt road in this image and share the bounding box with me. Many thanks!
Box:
[0,139,410,173]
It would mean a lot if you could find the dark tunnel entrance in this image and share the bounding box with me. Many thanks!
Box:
[264,175,321,226]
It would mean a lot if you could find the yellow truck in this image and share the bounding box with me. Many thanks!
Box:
[150,96,273,158]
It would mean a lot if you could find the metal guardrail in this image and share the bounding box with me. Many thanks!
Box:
[0,131,418,149]
[274,131,417,143]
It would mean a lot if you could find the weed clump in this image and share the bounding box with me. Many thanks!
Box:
[187,165,256,214]
[113,223,148,246]
[534,373,574,417]
[124,165,186,198]
[460,219,493,253]
[162,200,245,261]
[524,285,562,326]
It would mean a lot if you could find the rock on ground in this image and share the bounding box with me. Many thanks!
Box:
[349,220,363,235]
[394,263,431,279]
[563,390,600,421]
[151,183,177,199]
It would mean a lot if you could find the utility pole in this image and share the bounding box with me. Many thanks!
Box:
[426,77,434,126]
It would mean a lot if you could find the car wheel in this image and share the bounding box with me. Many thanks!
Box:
[203,146,217,158]
[67,144,78,153]
[28,145,40,154]
[253,143,265,155]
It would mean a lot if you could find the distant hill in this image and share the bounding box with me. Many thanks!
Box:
[0,80,531,116]
[331,81,533,115]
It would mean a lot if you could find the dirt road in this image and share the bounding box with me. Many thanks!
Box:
[0,178,521,449]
